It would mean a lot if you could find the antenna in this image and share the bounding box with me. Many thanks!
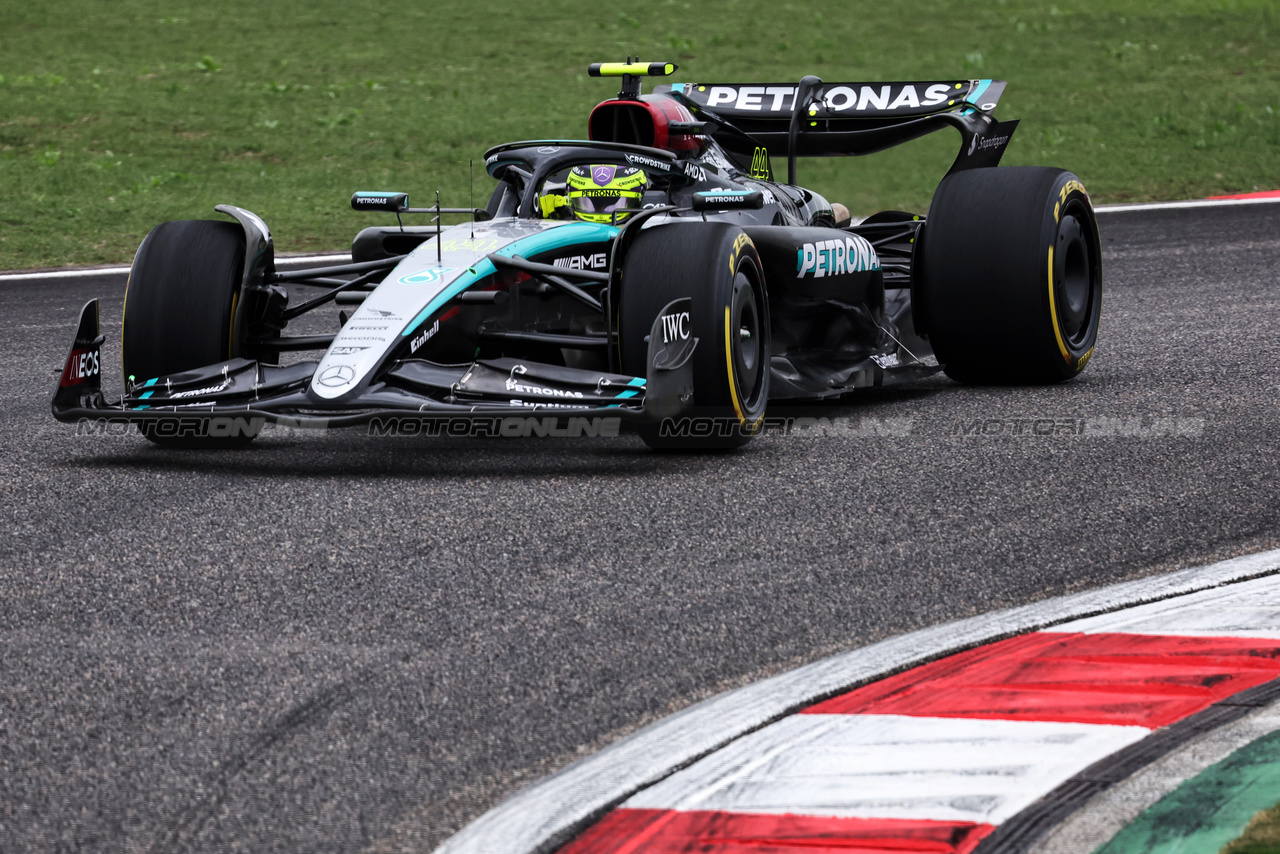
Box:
[623,55,636,100]
[469,159,475,240]
[436,190,442,265]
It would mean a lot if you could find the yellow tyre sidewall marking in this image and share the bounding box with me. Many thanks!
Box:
[724,305,746,425]
[1051,181,1100,371]
[725,236,765,431]
[1046,245,1071,365]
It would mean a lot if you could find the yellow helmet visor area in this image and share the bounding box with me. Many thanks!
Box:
[565,165,648,222]
[567,188,643,213]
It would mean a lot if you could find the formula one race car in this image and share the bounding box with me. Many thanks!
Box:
[53,61,1102,450]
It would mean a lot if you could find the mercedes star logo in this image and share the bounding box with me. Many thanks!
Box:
[317,365,356,387]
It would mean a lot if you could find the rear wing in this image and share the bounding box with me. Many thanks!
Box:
[656,79,1005,121]
[652,78,1017,180]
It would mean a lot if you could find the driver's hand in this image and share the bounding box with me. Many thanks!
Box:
[538,193,569,219]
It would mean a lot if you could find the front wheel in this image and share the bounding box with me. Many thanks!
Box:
[915,167,1103,384]
[619,222,771,450]
[122,219,251,447]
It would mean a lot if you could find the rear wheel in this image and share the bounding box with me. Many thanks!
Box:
[620,222,770,450]
[122,219,250,446]
[916,167,1102,384]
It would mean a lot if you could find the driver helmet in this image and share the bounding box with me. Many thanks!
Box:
[565,165,648,224]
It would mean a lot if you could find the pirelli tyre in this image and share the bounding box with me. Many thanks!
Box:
[916,167,1102,384]
[122,219,250,447]
[620,222,770,450]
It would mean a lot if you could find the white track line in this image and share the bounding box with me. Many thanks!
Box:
[433,548,1280,854]
[0,253,352,283]
[3,194,1276,284]
[1095,195,1280,213]
[1055,572,1280,638]
[0,266,132,282]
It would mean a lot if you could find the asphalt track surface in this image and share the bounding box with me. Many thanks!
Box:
[1,204,1278,853]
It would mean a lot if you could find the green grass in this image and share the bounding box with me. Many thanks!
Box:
[1,0,1278,270]
[1223,803,1280,854]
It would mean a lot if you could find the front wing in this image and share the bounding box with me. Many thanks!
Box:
[52,298,696,438]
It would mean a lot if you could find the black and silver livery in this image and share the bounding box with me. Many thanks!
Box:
[52,61,1102,450]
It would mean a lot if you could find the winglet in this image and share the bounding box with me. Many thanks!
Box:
[52,299,105,415]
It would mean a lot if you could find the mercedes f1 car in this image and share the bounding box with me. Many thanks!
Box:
[53,61,1102,449]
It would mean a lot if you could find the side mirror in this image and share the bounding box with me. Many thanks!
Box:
[351,191,409,212]
[690,189,765,212]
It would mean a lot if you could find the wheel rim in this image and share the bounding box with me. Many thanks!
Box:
[1054,206,1099,348]
[730,269,765,409]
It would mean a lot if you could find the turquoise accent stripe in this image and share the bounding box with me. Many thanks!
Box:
[354,191,405,197]
[400,262,495,335]
[139,390,153,399]
[967,79,992,109]
[400,222,619,336]
[614,378,645,399]
[697,190,752,196]
[670,82,685,94]
[144,377,157,387]
[493,221,619,259]
[133,405,151,410]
